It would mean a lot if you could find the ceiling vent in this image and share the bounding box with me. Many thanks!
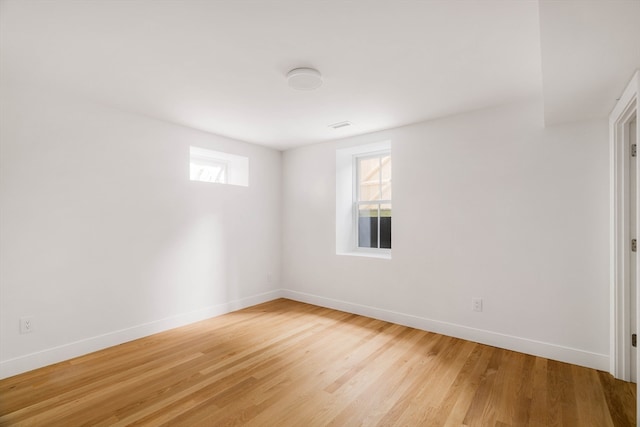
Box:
[329,121,352,129]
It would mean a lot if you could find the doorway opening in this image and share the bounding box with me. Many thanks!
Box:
[629,115,637,383]
[611,70,639,383]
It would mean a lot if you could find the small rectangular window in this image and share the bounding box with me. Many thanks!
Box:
[190,157,227,184]
[355,152,392,250]
[189,146,248,187]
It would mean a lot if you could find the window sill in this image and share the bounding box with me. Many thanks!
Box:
[337,250,392,260]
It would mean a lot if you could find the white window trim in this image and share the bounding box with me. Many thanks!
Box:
[336,140,392,259]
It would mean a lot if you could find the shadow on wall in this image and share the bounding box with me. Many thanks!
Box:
[147,213,231,318]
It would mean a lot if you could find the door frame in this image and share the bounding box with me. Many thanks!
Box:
[611,69,639,381]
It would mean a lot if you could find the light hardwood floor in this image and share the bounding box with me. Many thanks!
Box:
[0,299,636,426]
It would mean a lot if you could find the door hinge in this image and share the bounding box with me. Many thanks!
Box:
[633,239,637,252]
[633,334,637,348]
[632,144,637,157]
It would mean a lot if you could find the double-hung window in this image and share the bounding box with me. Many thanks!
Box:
[336,141,391,258]
[355,152,392,250]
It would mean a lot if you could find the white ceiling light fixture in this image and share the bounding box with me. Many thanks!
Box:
[287,67,323,90]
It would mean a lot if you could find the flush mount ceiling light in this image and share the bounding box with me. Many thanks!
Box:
[287,67,323,90]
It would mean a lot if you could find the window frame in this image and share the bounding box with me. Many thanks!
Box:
[336,140,391,259]
[353,150,392,254]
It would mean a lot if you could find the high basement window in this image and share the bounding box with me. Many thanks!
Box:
[189,146,248,187]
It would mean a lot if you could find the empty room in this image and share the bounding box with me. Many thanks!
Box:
[1,0,639,425]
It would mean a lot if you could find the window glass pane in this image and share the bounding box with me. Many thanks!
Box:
[381,155,391,200]
[380,203,392,249]
[190,161,227,183]
[189,146,247,186]
[358,157,381,202]
[358,204,379,248]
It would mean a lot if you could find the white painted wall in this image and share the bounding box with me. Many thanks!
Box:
[0,82,282,378]
[0,84,610,377]
[282,99,610,370]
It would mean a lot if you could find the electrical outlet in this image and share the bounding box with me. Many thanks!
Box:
[472,298,483,312]
[20,316,34,334]
[267,273,273,285]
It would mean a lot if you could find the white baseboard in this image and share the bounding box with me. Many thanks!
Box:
[1,288,609,379]
[280,289,609,371]
[0,290,283,380]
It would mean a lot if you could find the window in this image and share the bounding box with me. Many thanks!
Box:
[190,157,227,184]
[336,141,391,258]
[189,146,248,187]
[355,153,392,249]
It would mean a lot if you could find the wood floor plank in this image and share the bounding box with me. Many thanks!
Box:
[154,315,373,426]
[392,338,478,425]
[513,353,535,425]
[461,346,503,426]
[442,345,496,427]
[243,324,417,426]
[528,356,549,426]
[332,332,440,426]
[598,370,637,427]
[112,311,356,425]
[573,364,614,426]
[0,299,635,426]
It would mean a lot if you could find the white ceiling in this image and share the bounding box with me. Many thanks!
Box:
[1,1,638,150]
[539,0,640,125]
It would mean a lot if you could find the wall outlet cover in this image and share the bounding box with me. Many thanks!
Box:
[20,316,34,334]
